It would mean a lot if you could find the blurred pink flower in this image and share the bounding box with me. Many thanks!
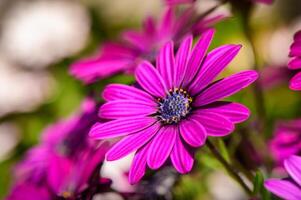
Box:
[288,30,301,90]
[265,155,301,200]
[10,98,110,198]
[6,183,51,200]
[70,7,227,84]
[269,119,301,166]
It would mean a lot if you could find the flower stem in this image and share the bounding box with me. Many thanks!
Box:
[206,140,252,196]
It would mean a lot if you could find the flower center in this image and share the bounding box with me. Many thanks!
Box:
[157,88,192,124]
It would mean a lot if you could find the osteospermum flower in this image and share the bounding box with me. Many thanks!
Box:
[10,98,110,199]
[265,155,301,200]
[90,29,258,184]
[70,7,227,83]
[268,119,301,166]
[288,30,301,90]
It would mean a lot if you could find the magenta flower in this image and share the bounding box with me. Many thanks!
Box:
[288,30,301,90]
[11,98,110,198]
[165,0,195,5]
[6,183,51,200]
[252,0,273,4]
[70,7,227,83]
[90,29,258,184]
[268,119,301,166]
[265,155,301,200]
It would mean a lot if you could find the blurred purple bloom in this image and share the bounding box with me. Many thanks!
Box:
[9,98,110,199]
[70,7,227,84]
[164,0,195,5]
[260,65,293,90]
[265,155,301,200]
[288,30,301,90]
[90,30,258,184]
[6,183,51,200]
[269,119,301,166]
[252,0,273,4]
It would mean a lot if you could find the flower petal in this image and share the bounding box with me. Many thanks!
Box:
[288,58,301,70]
[170,133,194,174]
[147,126,177,169]
[290,41,301,57]
[106,123,160,161]
[290,71,301,90]
[157,41,175,89]
[200,101,250,123]
[264,179,301,200]
[182,29,215,87]
[194,70,258,107]
[284,155,301,187]
[179,119,207,147]
[99,100,157,119]
[192,111,234,136]
[129,143,151,184]
[89,117,156,139]
[122,31,149,51]
[174,35,192,87]
[102,84,154,103]
[135,61,167,97]
[189,44,241,96]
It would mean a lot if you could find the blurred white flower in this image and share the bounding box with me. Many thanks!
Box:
[0,0,90,68]
[266,18,301,65]
[0,56,54,117]
[100,153,135,193]
[208,171,248,200]
[0,122,20,162]
[92,192,124,200]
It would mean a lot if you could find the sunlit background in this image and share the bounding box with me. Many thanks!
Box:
[0,0,301,199]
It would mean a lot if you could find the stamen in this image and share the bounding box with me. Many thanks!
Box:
[157,88,192,124]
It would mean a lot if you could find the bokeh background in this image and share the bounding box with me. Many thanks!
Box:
[0,0,301,199]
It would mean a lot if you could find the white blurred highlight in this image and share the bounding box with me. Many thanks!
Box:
[100,153,135,193]
[0,0,90,68]
[0,122,20,162]
[0,56,55,117]
[208,171,248,200]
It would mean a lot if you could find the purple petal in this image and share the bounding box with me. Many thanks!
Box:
[288,58,301,70]
[122,31,148,51]
[70,43,137,83]
[99,100,157,119]
[284,155,301,187]
[192,111,234,136]
[290,41,301,57]
[174,35,193,87]
[200,101,250,123]
[102,84,154,103]
[48,155,72,195]
[89,117,156,139]
[194,70,258,107]
[106,123,160,161]
[290,71,301,90]
[159,8,175,38]
[182,29,215,87]
[129,143,151,184]
[135,61,168,97]
[188,45,241,96]
[170,133,194,174]
[157,41,175,89]
[294,30,301,42]
[193,14,229,35]
[143,17,156,36]
[264,179,301,200]
[179,119,207,147]
[147,126,177,169]
[165,0,194,5]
